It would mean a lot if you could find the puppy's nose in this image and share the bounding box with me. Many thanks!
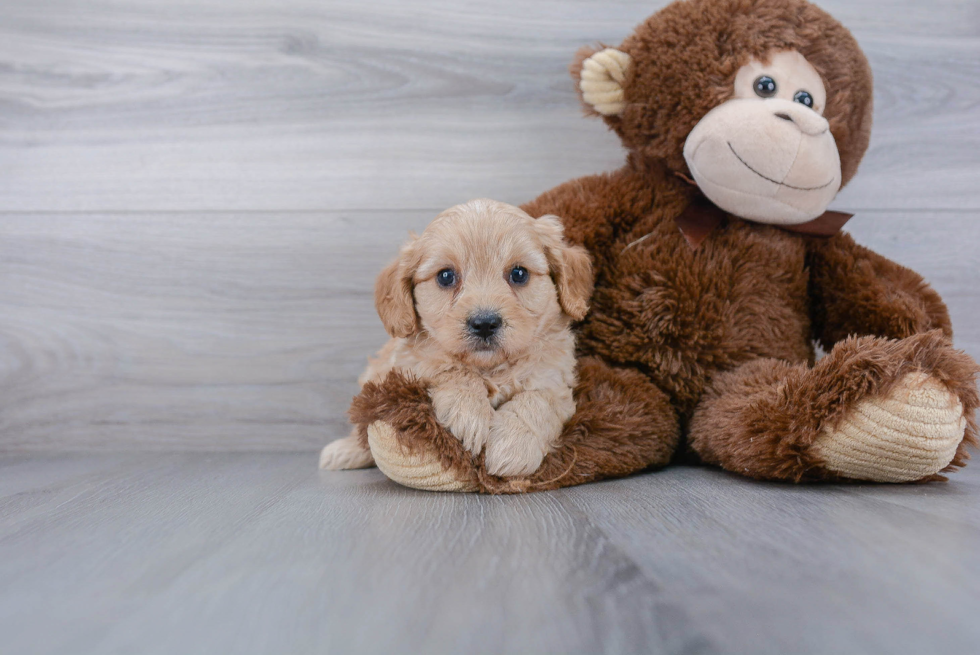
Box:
[467,311,502,339]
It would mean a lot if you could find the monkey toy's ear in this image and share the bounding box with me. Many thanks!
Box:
[571,46,632,117]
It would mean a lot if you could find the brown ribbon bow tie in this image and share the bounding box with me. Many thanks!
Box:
[672,173,853,249]
[675,194,853,249]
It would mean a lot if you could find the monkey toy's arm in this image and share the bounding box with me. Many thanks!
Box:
[805,231,952,347]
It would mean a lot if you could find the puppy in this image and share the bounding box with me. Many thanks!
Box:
[319,198,593,477]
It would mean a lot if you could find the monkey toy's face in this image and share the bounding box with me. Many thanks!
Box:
[580,47,844,225]
[575,0,874,228]
[682,51,841,224]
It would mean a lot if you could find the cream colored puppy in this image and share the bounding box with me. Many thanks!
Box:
[319,199,593,477]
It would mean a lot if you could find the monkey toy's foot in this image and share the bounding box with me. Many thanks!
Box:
[812,372,966,482]
[688,331,979,483]
[367,421,479,492]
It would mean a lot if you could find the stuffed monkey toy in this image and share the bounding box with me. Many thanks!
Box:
[348,0,979,493]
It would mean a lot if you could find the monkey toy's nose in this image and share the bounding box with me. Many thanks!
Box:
[770,100,830,137]
[467,311,502,339]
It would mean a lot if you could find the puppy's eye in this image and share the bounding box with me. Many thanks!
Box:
[754,76,777,98]
[509,266,528,286]
[794,90,814,109]
[436,268,456,288]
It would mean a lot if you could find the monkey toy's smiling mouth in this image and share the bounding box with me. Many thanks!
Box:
[682,95,843,226]
[727,142,836,192]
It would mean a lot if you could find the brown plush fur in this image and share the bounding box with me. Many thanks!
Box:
[806,233,954,344]
[351,0,979,491]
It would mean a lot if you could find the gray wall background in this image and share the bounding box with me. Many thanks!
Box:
[1,0,978,451]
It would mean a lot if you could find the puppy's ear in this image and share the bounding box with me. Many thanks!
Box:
[533,215,594,321]
[375,238,420,338]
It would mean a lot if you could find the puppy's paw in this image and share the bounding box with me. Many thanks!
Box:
[485,408,549,477]
[319,436,375,470]
[431,386,493,456]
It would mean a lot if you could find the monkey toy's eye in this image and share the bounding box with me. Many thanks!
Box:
[794,90,814,109]
[436,268,456,288]
[754,75,777,98]
[509,266,529,286]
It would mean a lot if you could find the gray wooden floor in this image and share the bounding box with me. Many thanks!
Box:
[1,0,979,653]
[2,454,980,655]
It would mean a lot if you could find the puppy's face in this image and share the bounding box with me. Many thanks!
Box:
[375,199,593,367]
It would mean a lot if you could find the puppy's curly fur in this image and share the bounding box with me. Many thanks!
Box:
[320,199,593,477]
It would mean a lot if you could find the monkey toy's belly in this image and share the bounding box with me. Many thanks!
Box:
[579,217,816,414]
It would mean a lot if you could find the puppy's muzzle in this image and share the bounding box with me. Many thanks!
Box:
[466,310,502,344]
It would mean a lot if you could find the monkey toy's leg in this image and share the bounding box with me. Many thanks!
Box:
[688,331,978,483]
[350,357,680,493]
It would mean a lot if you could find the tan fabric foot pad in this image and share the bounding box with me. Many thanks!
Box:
[367,421,479,492]
[813,372,967,482]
